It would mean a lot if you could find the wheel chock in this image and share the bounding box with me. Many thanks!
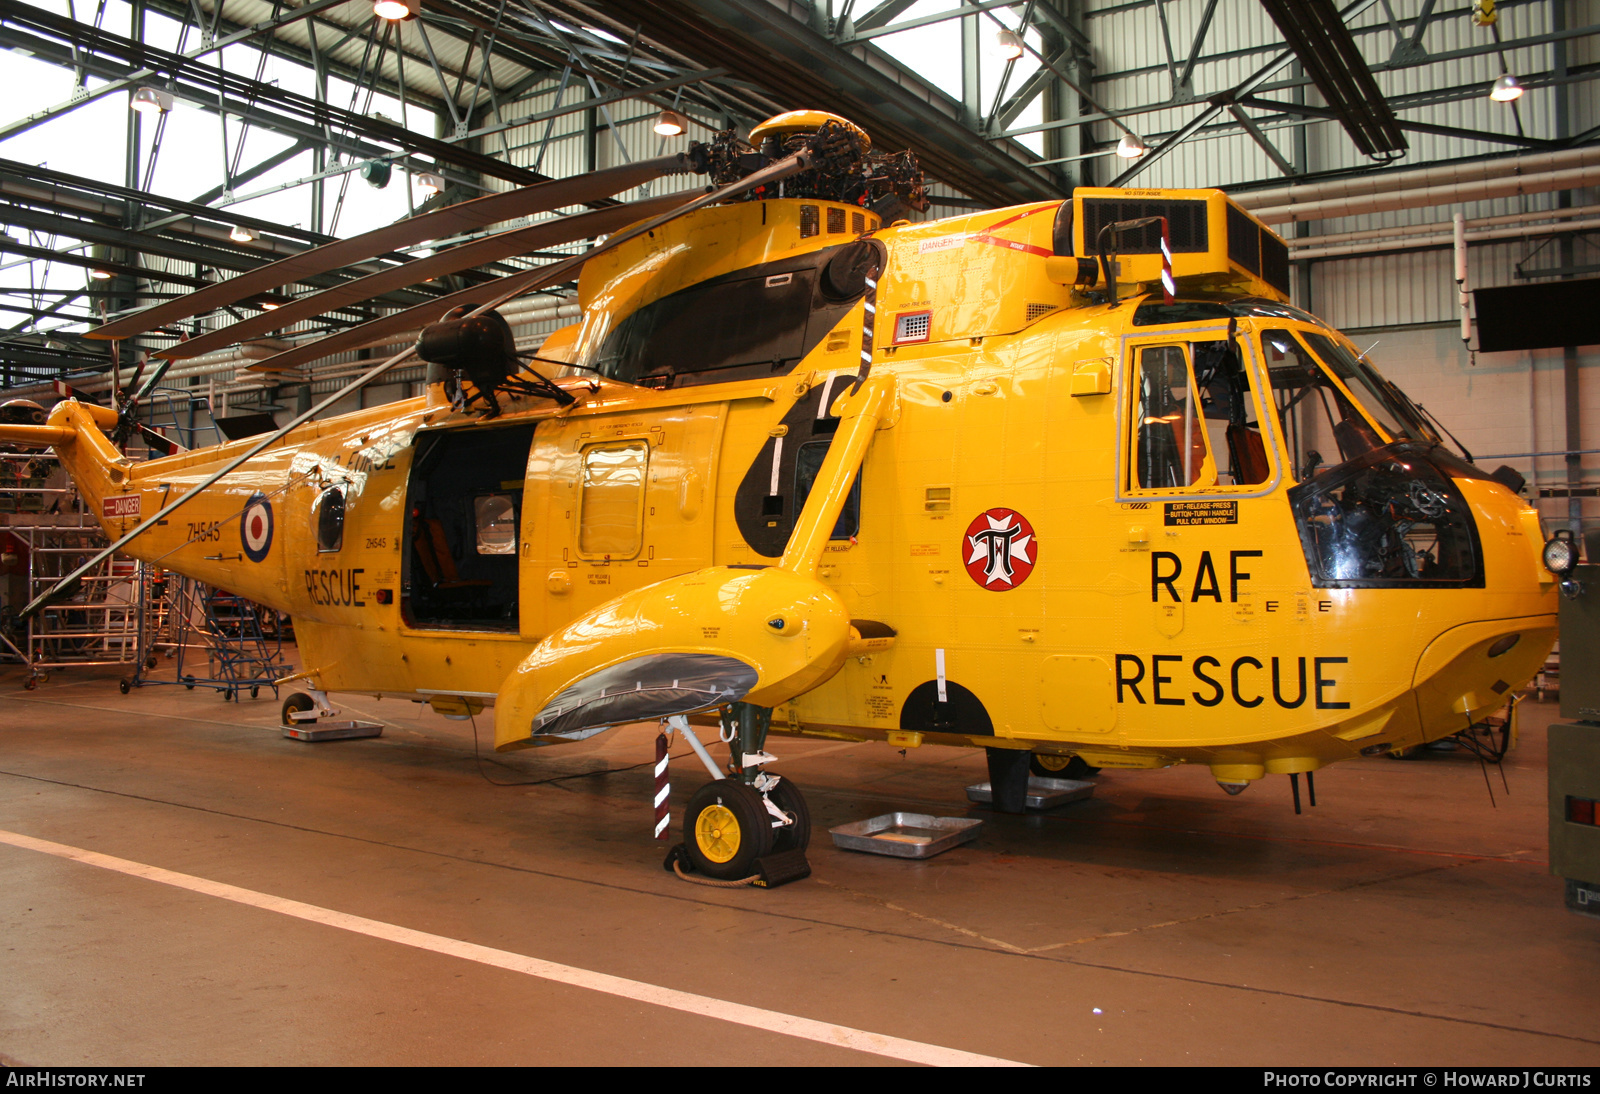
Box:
[751,849,810,888]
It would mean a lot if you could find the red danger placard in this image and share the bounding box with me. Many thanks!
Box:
[102,495,140,519]
[963,508,1037,590]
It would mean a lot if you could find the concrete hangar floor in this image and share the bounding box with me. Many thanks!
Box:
[0,659,1596,1067]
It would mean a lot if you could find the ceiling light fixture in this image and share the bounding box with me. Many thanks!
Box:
[373,0,418,20]
[995,28,1025,60]
[88,267,113,281]
[1490,74,1524,101]
[653,110,687,137]
[361,160,392,189]
[130,87,173,114]
[416,172,446,194]
[229,225,258,243]
[1115,132,1148,159]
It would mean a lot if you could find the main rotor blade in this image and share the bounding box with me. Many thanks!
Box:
[134,357,172,400]
[162,193,686,363]
[243,144,837,375]
[86,154,694,343]
[239,253,591,374]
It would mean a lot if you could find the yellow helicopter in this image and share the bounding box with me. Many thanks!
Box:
[0,110,1560,882]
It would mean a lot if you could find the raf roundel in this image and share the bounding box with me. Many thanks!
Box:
[963,508,1037,590]
[241,492,274,563]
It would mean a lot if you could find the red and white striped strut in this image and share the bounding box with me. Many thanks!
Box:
[1159,218,1176,304]
[653,731,671,839]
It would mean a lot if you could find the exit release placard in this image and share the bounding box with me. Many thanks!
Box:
[1164,500,1237,526]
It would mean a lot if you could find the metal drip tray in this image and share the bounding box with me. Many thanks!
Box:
[281,720,384,742]
[829,812,984,859]
[965,776,1095,810]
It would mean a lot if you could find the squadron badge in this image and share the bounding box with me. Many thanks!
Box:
[963,508,1036,590]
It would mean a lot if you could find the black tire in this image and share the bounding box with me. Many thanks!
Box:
[223,688,235,701]
[118,678,131,695]
[684,781,774,881]
[1030,753,1101,779]
[281,692,315,727]
[249,685,259,699]
[145,656,158,671]
[24,676,37,691]
[767,777,811,853]
[183,675,194,691]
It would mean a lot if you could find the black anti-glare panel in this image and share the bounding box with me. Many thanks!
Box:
[1257,0,1407,158]
[1475,280,1600,353]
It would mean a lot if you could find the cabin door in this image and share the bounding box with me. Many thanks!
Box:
[400,423,537,632]
[521,401,728,639]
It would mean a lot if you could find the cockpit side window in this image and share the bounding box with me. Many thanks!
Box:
[1193,338,1271,487]
[1131,344,1214,490]
[1261,329,1386,480]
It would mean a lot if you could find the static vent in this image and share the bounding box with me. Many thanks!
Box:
[894,311,931,343]
[1025,302,1057,322]
[827,206,846,233]
[1227,204,1261,276]
[1081,198,1208,254]
[800,205,820,238]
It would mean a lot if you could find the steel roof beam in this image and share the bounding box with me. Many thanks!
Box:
[0,8,566,190]
[0,0,351,141]
[593,0,1062,206]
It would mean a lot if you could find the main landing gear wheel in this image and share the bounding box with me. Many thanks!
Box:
[1030,754,1101,779]
[685,781,774,880]
[282,691,316,727]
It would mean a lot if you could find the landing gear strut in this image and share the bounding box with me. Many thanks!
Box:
[666,702,812,887]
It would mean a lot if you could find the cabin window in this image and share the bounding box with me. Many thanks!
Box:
[474,494,517,555]
[578,441,648,559]
[314,486,345,553]
[1131,345,1214,490]
[793,439,861,540]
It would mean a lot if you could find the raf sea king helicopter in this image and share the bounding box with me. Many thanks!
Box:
[0,111,1561,882]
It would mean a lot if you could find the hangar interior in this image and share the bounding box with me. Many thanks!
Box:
[1,0,1599,1067]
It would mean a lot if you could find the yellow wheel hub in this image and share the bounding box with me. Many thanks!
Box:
[1035,754,1072,772]
[695,803,742,864]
